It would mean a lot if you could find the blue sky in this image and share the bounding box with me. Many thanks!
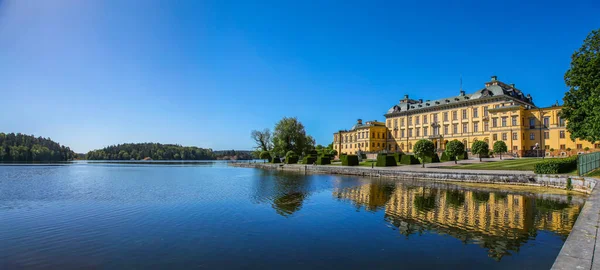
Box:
[0,0,598,153]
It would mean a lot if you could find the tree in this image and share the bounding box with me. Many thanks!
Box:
[413,139,435,168]
[561,29,600,143]
[445,140,465,164]
[259,150,271,161]
[493,141,508,160]
[271,117,314,157]
[250,129,272,152]
[471,141,489,162]
[329,149,338,156]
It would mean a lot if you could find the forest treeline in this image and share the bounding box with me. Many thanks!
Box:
[0,133,76,162]
[86,143,216,160]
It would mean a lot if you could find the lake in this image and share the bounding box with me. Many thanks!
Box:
[0,161,584,269]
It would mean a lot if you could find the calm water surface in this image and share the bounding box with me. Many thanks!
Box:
[0,162,584,269]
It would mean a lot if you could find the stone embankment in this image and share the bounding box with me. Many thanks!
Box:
[230,162,596,193]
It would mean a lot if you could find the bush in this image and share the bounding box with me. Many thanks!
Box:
[286,156,299,164]
[457,152,469,160]
[316,156,331,165]
[342,155,359,166]
[376,153,397,167]
[307,150,318,156]
[400,155,420,165]
[392,152,404,162]
[259,151,271,161]
[302,156,317,164]
[271,156,281,163]
[440,152,455,162]
[422,153,440,163]
[534,156,578,174]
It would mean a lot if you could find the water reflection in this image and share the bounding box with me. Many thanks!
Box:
[333,180,582,261]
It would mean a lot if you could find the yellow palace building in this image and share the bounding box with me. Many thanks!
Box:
[333,76,600,157]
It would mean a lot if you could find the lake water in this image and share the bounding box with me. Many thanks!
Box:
[0,162,584,269]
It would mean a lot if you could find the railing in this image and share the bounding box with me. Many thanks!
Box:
[578,152,600,176]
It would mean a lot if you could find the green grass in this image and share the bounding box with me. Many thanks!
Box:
[446,158,577,174]
[359,160,377,167]
[586,169,600,177]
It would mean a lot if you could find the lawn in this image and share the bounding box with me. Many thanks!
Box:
[586,169,600,177]
[446,158,569,172]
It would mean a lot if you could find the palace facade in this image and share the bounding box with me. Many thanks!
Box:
[333,76,600,157]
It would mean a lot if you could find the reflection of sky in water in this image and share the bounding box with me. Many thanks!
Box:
[0,165,584,269]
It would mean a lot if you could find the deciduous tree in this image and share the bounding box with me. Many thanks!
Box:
[493,141,507,160]
[413,139,435,168]
[471,141,489,162]
[445,140,465,164]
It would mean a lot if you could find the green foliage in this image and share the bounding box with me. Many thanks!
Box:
[286,156,299,164]
[566,178,573,191]
[533,156,578,174]
[400,155,420,165]
[341,155,359,166]
[457,152,469,160]
[213,150,254,160]
[422,153,440,163]
[444,140,465,163]
[562,29,600,143]
[392,152,404,162]
[376,153,397,167]
[471,141,489,161]
[493,141,508,159]
[329,149,338,156]
[87,143,214,160]
[440,151,455,162]
[413,139,435,167]
[316,156,331,165]
[271,117,315,157]
[414,193,436,212]
[302,156,317,164]
[285,150,297,158]
[472,191,490,203]
[250,129,272,152]
[259,151,271,161]
[446,190,465,207]
[0,132,76,162]
[271,156,281,163]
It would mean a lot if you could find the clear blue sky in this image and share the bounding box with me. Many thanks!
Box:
[0,0,598,153]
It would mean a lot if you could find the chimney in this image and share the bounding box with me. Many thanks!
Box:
[404,94,409,100]
[419,99,423,103]
[460,90,465,96]
[526,94,532,102]
[357,119,363,125]
[491,75,497,81]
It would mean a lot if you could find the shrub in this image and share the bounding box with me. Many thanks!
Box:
[360,153,367,159]
[457,152,469,160]
[440,152,455,162]
[376,153,397,167]
[400,155,420,165]
[307,150,318,156]
[422,153,440,163]
[286,156,299,164]
[493,141,508,159]
[259,151,271,162]
[285,150,296,158]
[471,141,489,162]
[392,152,404,162]
[414,139,435,167]
[534,156,578,174]
[342,155,359,166]
[445,140,465,164]
[316,156,331,165]
[302,156,317,164]
[271,156,281,163]
[329,149,338,156]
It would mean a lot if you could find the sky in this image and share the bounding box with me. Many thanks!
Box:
[0,0,599,153]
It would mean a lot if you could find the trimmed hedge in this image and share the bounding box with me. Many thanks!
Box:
[360,153,367,159]
[534,156,578,174]
[392,152,404,163]
[271,156,281,163]
[316,156,331,165]
[440,152,455,162]
[286,156,299,164]
[457,152,469,160]
[376,153,397,167]
[302,155,317,164]
[342,155,359,166]
[400,155,420,165]
[422,153,440,163]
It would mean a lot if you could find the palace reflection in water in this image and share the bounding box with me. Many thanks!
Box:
[333,180,582,260]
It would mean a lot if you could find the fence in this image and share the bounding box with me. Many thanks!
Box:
[578,152,600,176]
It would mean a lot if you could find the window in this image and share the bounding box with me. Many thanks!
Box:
[453,124,458,134]
[462,109,467,119]
[372,132,374,138]
[401,118,405,127]
[393,119,398,128]
[501,117,507,127]
[473,122,479,132]
[513,146,518,151]
[444,112,448,121]
[433,126,439,135]
[493,134,498,140]
[377,143,380,147]
[559,117,565,127]
[377,133,380,139]
[433,114,438,122]
[484,106,489,116]
[444,125,449,135]
[394,130,397,137]
[529,118,535,129]
[595,144,600,149]
[512,116,517,126]
[408,129,413,137]
[560,131,565,139]
[387,120,391,127]
[416,116,420,125]
[560,144,566,150]
[424,127,428,137]
[492,118,498,127]
[530,133,535,140]
[408,143,412,150]
[453,111,457,120]
[544,132,549,139]
[484,122,489,131]
[543,117,549,128]
[577,144,583,149]
[423,115,427,124]
[502,133,507,141]
[382,133,386,139]
[473,108,478,118]
[462,123,468,133]
[416,128,420,137]
[545,145,549,150]
[401,130,405,138]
